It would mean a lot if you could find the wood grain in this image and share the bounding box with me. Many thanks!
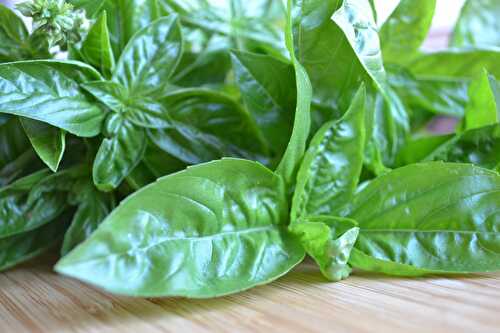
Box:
[1,256,499,333]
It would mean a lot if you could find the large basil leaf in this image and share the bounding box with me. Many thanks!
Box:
[291,85,366,221]
[80,11,115,79]
[348,163,500,275]
[231,50,296,158]
[380,0,436,65]
[93,114,147,191]
[0,219,68,272]
[149,88,268,165]
[409,50,500,79]
[56,159,304,298]
[275,0,312,189]
[20,119,66,172]
[0,60,105,137]
[61,180,114,255]
[0,4,30,62]
[291,216,359,281]
[464,70,499,131]
[451,0,500,48]
[113,15,182,97]
[0,170,68,239]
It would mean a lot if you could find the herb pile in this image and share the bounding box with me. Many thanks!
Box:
[0,0,499,298]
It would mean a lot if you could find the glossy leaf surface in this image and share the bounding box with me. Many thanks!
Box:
[231,50,296,157]
[113,15,182,96]
[57,159,304,298]
[380,0,436,64]
[93,115,147,191]
[292,86,366,221]
[80,11,115,79]
[0,61,105,137]
[349,163,500,275]
[20,119,66,172]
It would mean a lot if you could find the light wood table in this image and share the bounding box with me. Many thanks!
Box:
[1,256,499,333]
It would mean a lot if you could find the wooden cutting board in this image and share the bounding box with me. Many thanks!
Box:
[1,256,499,333]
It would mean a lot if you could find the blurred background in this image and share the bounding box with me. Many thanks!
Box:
[1,0,466,48]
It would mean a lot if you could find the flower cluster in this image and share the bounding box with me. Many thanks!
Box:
[16,0,89,49]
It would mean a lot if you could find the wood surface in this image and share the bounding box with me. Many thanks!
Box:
[0,256,499,333]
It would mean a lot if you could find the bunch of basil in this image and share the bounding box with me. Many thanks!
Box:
[0,0,499,298]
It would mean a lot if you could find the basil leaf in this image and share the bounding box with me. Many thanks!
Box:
[293,0,386,119]
[113,15,182,97]
[80,11,115,79]
[388,65,468,118]
[0,60,105,137]
[61,180,113,255]
[0,3,30,62]
[0,117,30,171]
[93,114,147,191]
[0,219,68,272]
[410,50,500,80]
[292,85,366,221]
[149,88,268,165]
[0,170,68,239]
[82,81,171,129]
[56,159,304,298]
[275,0,312,190]
[464,70,499,131]
[380,0,436,65]
[349,163,500,275]
[451,0,500,48]
[20,119,66,172]
[231,50,296,157]
[291,216,359,281]
[429,125,500,170]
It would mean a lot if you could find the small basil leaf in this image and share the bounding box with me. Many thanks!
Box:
[464,70,499,131]
[149,88,268,165]
[275,0,312,190]
[93,115,147,191]
[291,216,359,281]
[80,11,115,79]
[0,3,30,62]
[56,159,304,298]
[231,50,296,158]
[82,81,171,129]
[451,0,500,48]
[380,0,436,65]
[349,163,500,275]
[61,180,113,255]
[292,85,366,221]
[20,119,66,172]
[0,60,105,137]
[113,15,183,96]
[102,0,161,57]
[0,219,68,272]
